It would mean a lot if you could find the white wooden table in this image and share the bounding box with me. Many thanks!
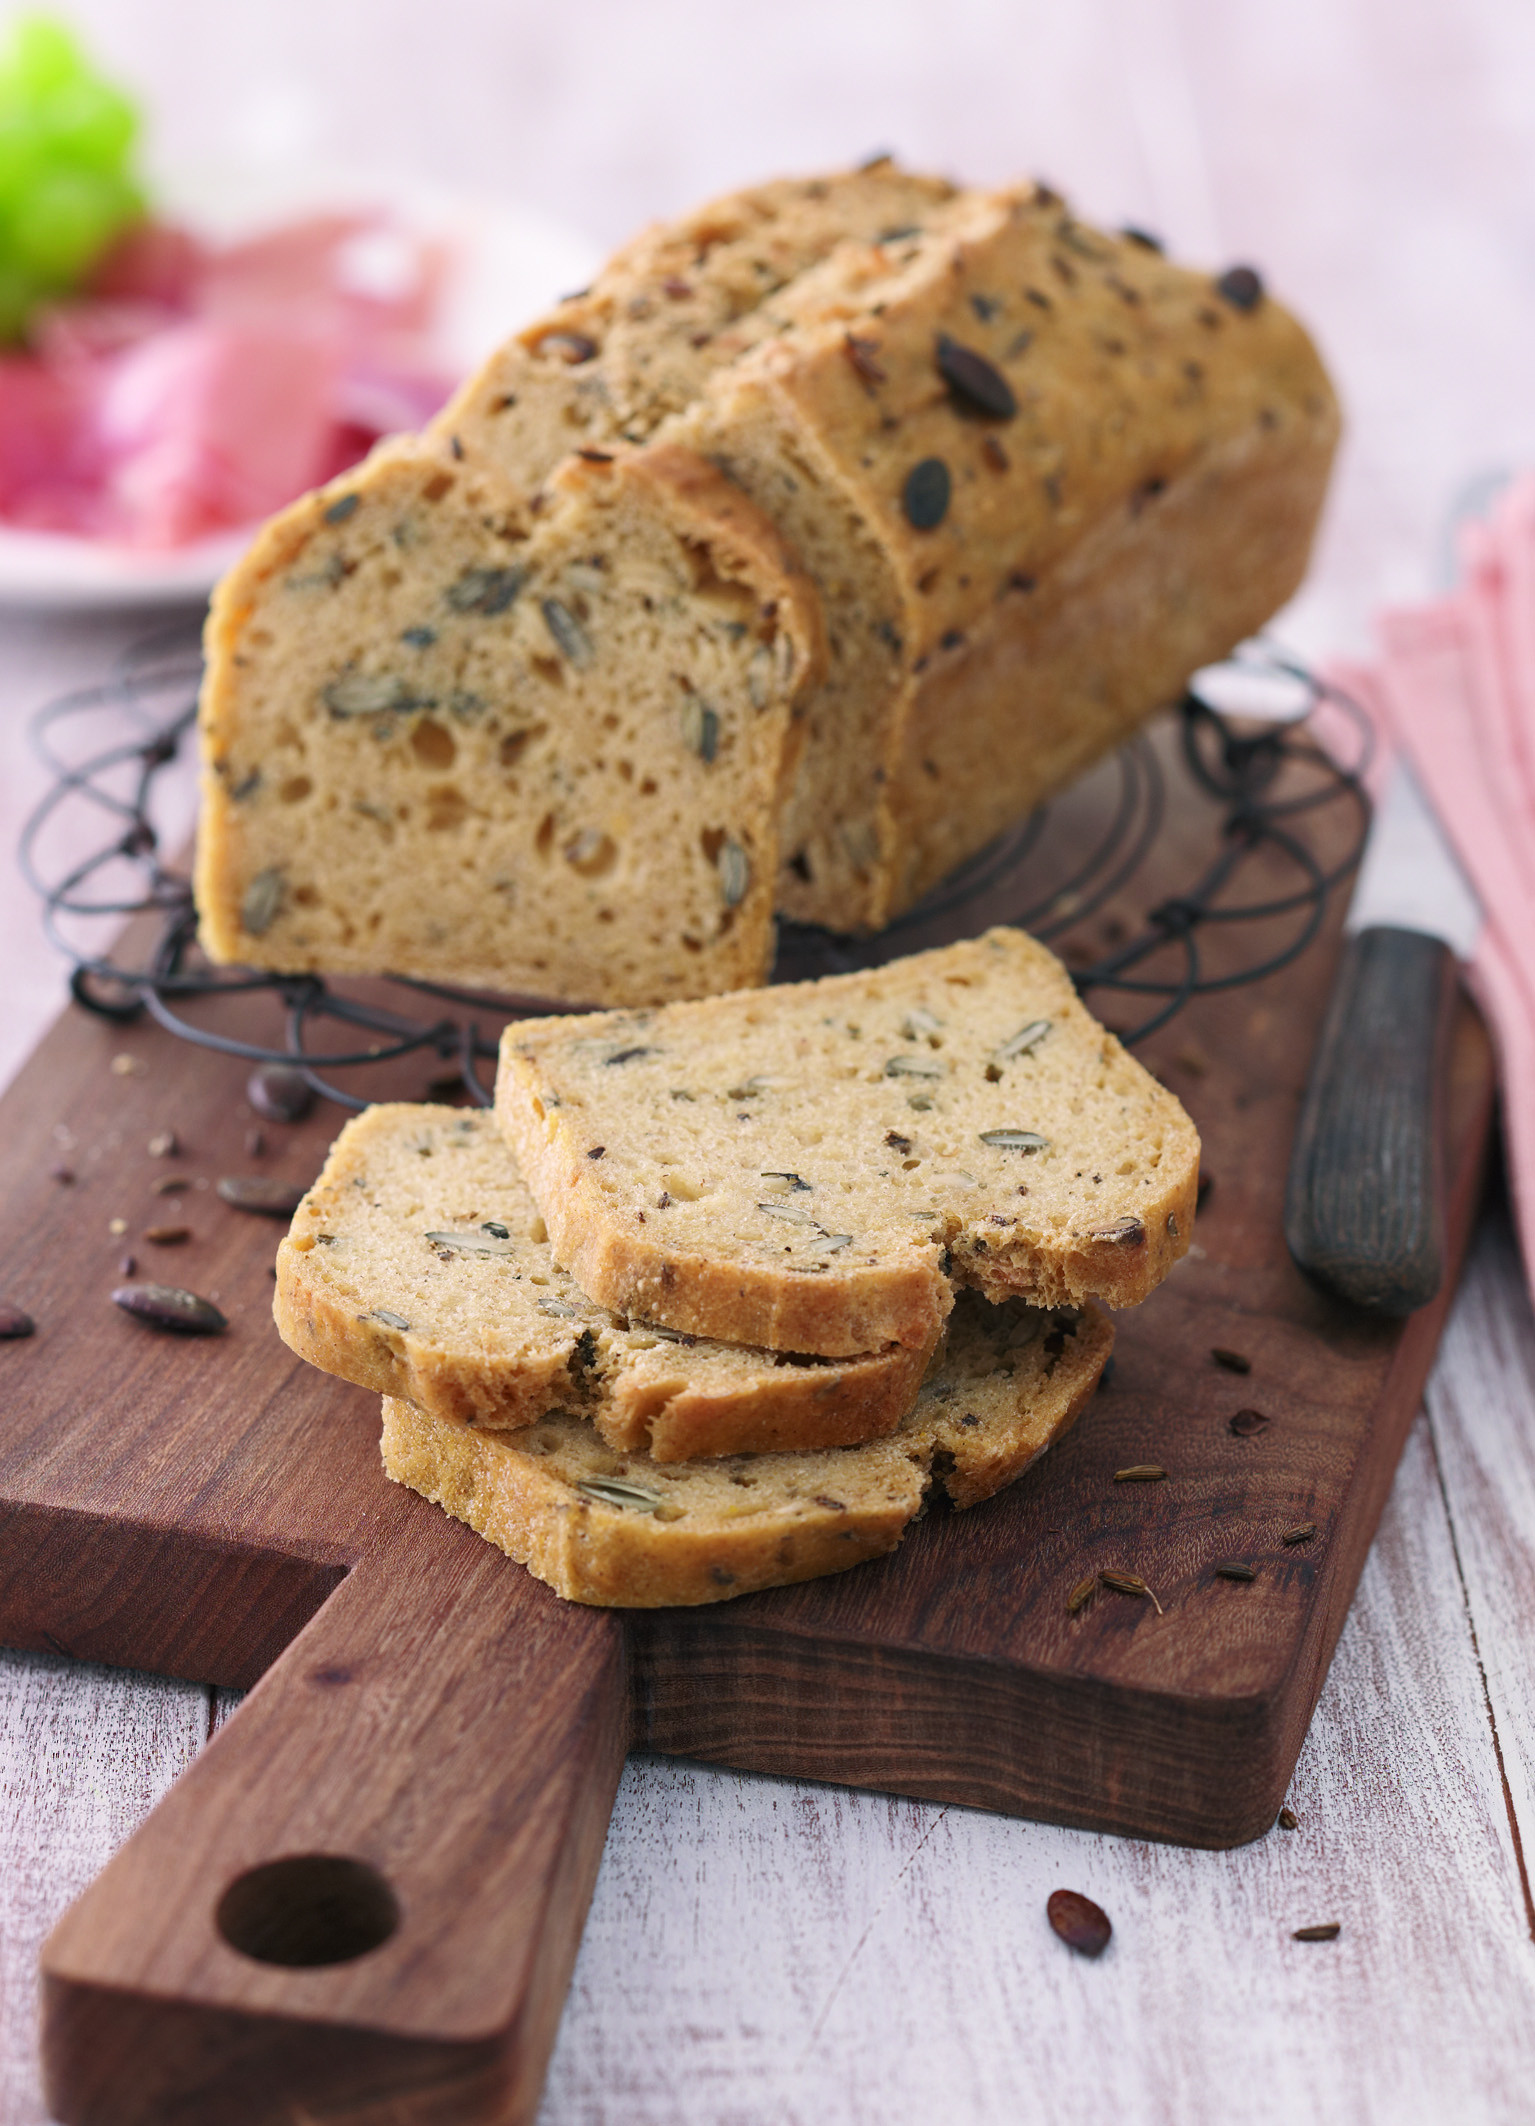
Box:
[6,1,1535,2117]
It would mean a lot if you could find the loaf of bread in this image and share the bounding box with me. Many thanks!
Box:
[276,1102,932,1460]
[195,439,822,1004]
[381,1287,1112,1606]
[660,185,1339,926]
[496,928,1199,1357]
[196,158,1337,1001]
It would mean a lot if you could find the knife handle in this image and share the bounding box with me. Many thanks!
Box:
[1284,925,1459,1316]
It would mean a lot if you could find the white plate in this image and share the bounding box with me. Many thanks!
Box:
[0,165,601,611]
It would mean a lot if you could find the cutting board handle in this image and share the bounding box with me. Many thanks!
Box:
[39,1502,629,2126]
[1284,924,1459,1315]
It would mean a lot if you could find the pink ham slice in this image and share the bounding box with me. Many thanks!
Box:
[97,320,339,546]
[0,208,453,546]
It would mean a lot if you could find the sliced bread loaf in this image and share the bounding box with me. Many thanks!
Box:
[664,182,1339,927]
[382,1288,1112,1606]
[433,158,958,492]
[195,438,822,1005]
[449,170,1336,933]
[496,927,1199,1357]
[276,1103,932,1460]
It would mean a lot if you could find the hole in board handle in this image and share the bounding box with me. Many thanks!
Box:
[216,1854,400,1968]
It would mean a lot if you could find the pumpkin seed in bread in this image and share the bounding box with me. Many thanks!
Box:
[276,1103,932,1461]
[381,1288,1112,1607]
[196,438,822,1007]
[496,927,1199,1357]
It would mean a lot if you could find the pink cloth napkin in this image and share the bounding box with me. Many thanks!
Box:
[1321,472,1535,1300]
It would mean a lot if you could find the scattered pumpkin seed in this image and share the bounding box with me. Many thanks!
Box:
[1046,1889,1112,1957]
[217,1176,307,1217]
[112,1283,226,1334]
[1099,1570,1163,1614]
[247,1063,314,1122]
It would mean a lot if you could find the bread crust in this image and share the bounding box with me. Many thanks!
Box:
[884,415,1337,907]
[382,1292,1113,1606]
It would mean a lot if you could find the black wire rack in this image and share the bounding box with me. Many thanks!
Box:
[21,625,1373,1113]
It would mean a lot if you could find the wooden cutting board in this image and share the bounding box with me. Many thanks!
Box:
[0,723,1493,2126]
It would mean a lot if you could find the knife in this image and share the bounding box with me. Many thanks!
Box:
[1284,753,1482,1315]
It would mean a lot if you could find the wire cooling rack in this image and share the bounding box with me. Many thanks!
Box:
[21,626,1372,1112]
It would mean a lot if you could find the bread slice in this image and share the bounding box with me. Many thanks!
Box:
[496,927,1199,1357]
[381,1289,1112,1606]
[276,1103,932,1460]
[195,438,823,1005]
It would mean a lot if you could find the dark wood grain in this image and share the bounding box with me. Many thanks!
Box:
[0,718,1493,2122]
[1285,924,1461,1315]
